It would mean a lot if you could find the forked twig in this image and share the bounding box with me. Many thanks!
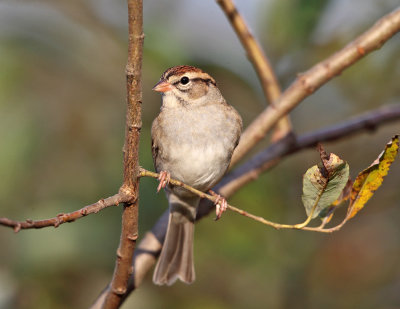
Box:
[230,7,400,165]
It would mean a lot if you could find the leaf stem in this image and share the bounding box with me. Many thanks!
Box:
[295,187,325,229]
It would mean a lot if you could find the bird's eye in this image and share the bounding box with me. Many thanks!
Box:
[180,76,189,85]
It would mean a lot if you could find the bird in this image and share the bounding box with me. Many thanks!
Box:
[151,65,242,285]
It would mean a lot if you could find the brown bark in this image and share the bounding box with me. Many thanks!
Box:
[102,0,144,308]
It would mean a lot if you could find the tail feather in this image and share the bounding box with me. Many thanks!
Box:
[153,213,195,285]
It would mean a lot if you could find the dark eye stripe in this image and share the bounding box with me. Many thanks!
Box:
[193,78,216,86]
[172,78,215,86]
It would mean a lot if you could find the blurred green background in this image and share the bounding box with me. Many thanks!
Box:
[1,1,400,308]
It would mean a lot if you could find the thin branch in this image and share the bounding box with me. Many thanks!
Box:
[230,7,400,166]
[137,169,354,233]
[216,0,292,140]
[0,193,128,232]
[139,169,221,205]
[102,0,143,308]
[220,103,400,197]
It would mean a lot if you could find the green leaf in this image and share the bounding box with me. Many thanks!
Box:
[319,178,353,223]
[302,145,350,219]
[347,135,399,220]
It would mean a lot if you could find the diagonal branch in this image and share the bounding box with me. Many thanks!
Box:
[219,103,400,197]
[216,0,292,140]
[230,7,400,165]
[137,169,344,231]
[0,193,128,232]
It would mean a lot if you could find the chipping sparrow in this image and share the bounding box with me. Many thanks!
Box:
[151,65,242,285]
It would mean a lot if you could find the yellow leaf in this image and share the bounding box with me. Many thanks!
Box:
[347,135,399,220]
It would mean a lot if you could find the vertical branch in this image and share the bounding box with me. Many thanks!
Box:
[216,0,292,143]
[102,0,144,308]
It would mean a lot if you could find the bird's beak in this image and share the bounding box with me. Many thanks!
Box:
[152,80,173,93]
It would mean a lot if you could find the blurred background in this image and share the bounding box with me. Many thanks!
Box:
[0,0,399,308]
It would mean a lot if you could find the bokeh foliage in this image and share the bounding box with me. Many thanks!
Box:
[0,1,399,308]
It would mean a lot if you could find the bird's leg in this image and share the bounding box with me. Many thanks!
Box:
[157,171,171,192]
[209,190,228,220]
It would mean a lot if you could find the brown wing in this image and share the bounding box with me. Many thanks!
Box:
[229,104,243,152]
[151,137,160,172]
[151,116,163,173]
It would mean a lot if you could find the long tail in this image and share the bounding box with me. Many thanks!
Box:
[153,193,198,285]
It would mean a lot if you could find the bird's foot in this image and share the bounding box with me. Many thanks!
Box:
[209,190,228,220]
[157,171,171,192]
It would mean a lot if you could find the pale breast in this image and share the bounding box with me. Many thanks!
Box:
[153,102,241,191]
